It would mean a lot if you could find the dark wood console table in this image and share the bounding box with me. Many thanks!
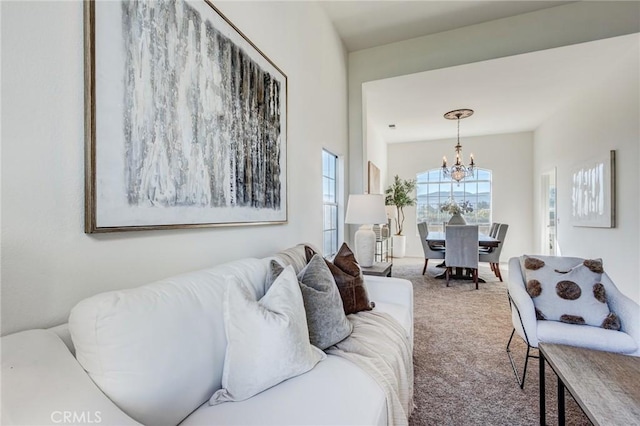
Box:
[361,262,392,277]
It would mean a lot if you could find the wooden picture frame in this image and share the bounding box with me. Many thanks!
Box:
[368,161,381,195]
[570,150,615,228]
[85,0,287,233]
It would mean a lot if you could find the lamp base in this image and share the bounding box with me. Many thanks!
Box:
[354,225,376,267]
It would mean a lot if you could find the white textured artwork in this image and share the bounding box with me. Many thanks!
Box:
[87,0,287,232]
[570,151,615,228]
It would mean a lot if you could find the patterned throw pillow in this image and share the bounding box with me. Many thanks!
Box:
[305,243,375,315]
[520,255,620,330]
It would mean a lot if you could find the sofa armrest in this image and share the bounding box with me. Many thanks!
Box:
[1,329,141,426]
[507,257,539,347]
[602,273,640,356]
[364,275,414,343]
[364,276,413,312]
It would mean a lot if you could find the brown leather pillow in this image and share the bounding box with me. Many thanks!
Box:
[305,243,374,315]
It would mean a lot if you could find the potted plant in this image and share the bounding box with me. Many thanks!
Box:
[440,199,474,225]
[385,175,416,258]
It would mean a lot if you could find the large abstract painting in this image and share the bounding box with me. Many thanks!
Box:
[85,0,287,232]
[570,150,615,228]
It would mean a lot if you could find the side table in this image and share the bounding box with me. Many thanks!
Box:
[360,262,392,277]
[539,342,640,425]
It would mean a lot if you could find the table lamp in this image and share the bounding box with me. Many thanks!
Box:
[345,194,388,267]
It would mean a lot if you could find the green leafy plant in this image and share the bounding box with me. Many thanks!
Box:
[439,199,474,215]
[385,175,417,236]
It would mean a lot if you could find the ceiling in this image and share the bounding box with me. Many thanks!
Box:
[364,33,639,144]
[319,1,639,146]
[320,1,574,52]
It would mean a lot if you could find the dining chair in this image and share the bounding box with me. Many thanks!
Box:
[444,225,479,289]
[489,222,500,238]
[480,223,499,254]
[417,222,445,275]
[479,223,509,281]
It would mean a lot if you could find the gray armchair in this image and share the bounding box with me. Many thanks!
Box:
[479,223,509,281]
[417,222,445,275]
[444,225,479,289]
[506,255,640,388]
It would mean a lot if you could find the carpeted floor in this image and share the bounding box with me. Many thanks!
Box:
[391,258,590,426]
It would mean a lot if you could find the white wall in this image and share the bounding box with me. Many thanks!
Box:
[1,1,348,335]
[387,132,533,261]
[533,43,640,304]
[365,116,387,194]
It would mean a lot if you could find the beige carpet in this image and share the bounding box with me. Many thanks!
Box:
[391,258,590,426]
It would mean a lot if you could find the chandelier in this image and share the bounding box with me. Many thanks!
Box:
[441,108,475,183]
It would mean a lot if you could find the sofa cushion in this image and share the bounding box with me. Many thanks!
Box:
[68,258,268,426]
[520,255,620,329]
[305,243,374,315]
[182,356,387,426]
[210,266,325,405]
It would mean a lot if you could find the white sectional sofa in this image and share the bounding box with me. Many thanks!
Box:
[1,245,414,426]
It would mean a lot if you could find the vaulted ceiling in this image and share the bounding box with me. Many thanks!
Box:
[320,1,574,52]
[319,1,638,144]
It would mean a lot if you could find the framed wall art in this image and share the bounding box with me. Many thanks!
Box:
[85,0,287,233]
[570,150,615,228]
[367,161,381,195]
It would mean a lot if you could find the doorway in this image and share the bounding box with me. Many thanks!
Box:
[541,169,558,255]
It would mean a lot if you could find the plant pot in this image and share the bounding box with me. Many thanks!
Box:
[393,235,406,258]
[448,212,467,225]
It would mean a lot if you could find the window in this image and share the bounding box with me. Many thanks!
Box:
[322,150,339,256]
[416,168,492,234]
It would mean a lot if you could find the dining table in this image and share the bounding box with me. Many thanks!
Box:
[426,231,501,282]
[426,231,500,248]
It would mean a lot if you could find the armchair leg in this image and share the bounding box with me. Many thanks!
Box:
[446,267,450,286]
[506,328,538,389]
[422,259,428,275]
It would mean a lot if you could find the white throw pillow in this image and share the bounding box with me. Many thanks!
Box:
[210,265,325,405]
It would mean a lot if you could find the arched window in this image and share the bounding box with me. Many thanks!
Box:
[416,168,492,234]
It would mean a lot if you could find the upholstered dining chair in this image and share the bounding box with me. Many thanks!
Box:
[444,225,479,289]
[506,255,640,388]
[489,222,500,238]
[417,222,445,275]
[479,223,509,281]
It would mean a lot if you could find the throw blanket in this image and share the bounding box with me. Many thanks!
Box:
[327,311,414,426]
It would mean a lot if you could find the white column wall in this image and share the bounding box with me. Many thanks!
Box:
[365,117,387,194]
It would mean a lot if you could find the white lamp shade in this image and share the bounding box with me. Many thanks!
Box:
[345,194,387,225]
